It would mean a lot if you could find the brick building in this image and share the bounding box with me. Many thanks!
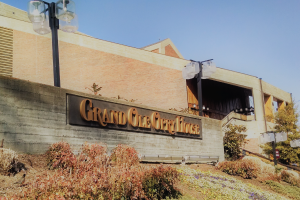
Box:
[0,2,292,154]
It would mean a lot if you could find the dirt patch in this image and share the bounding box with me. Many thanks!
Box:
[0,154,48,196]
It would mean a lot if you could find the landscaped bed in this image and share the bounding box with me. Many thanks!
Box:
[1,144,300,199]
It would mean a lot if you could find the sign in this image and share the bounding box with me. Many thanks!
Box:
[275,149,280,159]
[68,95,202,139]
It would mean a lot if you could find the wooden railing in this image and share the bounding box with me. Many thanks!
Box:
[243,149,300,172]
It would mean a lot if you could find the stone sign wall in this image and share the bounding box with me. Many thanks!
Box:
[0,75,224,161]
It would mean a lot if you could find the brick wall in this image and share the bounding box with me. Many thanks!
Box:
[0,75,224,161]
[165,44,180,58]
[12,30,187,111]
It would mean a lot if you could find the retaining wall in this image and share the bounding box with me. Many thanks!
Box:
[0,75,224,161]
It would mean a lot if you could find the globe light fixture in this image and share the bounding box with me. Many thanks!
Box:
[28,0,46,23]
[56,0,76,22]
[202,61,217,79]
[60,14,78,33]
[182,62,200,80]
[33,15,51,35]
[27,0,78,87]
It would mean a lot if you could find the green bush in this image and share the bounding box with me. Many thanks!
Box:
[223,124,247,161]
[143,164,180,199]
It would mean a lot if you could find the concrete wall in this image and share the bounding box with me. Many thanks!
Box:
[0,75,224,161]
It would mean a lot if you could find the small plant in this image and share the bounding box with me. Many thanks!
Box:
[110,144,139,167]
[169,107,198,116]
[217,159,259,179]
[223,124,247,161]
[85,83,102,96]
[45,142,77,170]
[0,148,18,175]
[112,95,138,103]
[143,164,180,199]
[275,165,284,174]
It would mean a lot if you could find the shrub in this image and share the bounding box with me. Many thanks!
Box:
[12,142,180,200]
[243,156,275,176]
[143,164,180,199]
[110,144,139,167]
[281,170,300,187]
[223,124,247,161]
[0,148,18,175]
[45,142,77,170]
[217,159,259,179]
[217,161,239,175]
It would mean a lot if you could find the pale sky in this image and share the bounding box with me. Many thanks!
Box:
[3,0,300,109]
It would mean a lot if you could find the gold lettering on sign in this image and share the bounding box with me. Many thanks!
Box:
[195,124,200,135]
[144,116,151,129]
[103,109,110,124]
[118,112,127,125]
[128,108,139,127]
[110,110,119,124]
[80,99,93,121]
[190,124,195,134]
[151,112,161,130]
[138,115,144,128]
[185,123,190,134]
[94,108,107,126]
[169,120,175,134]
[78,99,200,136]
[176,116,184,132]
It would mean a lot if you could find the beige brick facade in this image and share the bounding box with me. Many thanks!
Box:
[12,30,188,111]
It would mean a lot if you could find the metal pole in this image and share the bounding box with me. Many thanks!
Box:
[197,62,203,116]
[49,2,61,87]
[272,137,277,165]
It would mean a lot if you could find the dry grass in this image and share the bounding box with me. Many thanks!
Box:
[0,149,18,175]
[243,156,275,176]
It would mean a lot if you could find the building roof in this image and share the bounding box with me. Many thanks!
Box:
[141,38,184,59]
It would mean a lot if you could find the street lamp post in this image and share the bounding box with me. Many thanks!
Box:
[182,59,216,116]
[27,0,78,87]
[192,59,213,117]
[260,132,287,165]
